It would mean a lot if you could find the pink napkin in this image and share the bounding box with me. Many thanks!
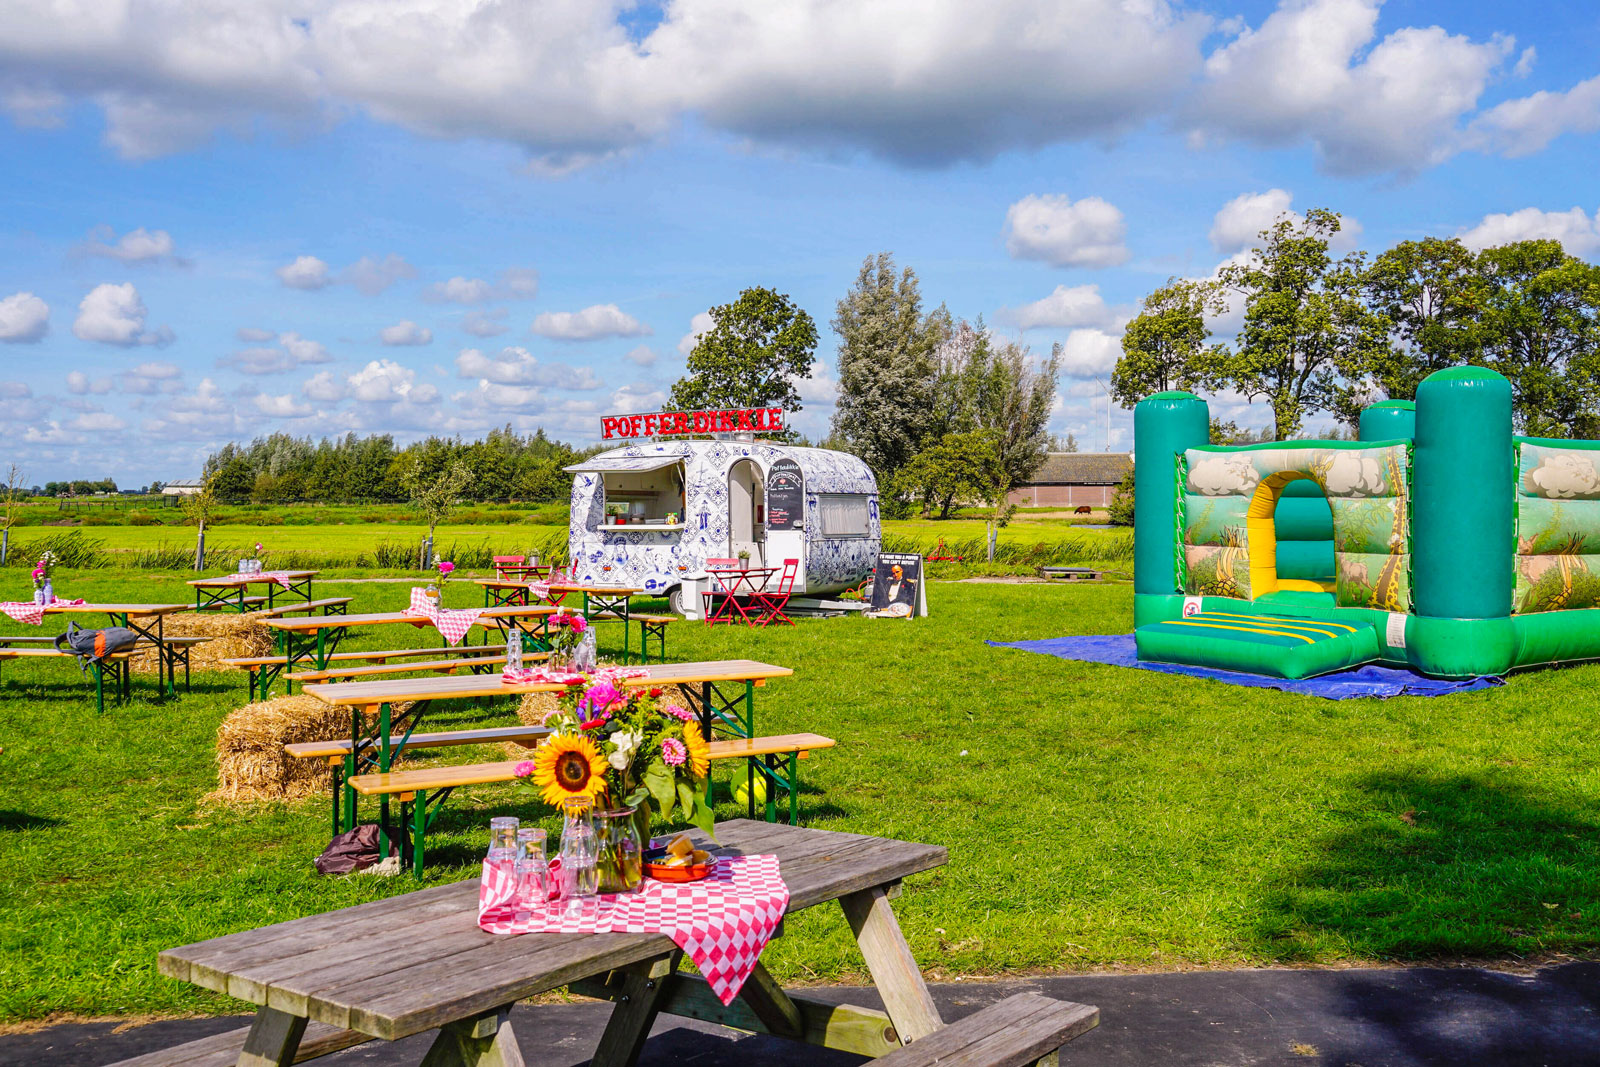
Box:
[403,587,487,646]
[478,852,789,1004]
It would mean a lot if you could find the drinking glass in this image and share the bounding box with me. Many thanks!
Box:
[488,816,519,864]
[515,827,548,907]
[506,628,523,672]
[558,797,598,915]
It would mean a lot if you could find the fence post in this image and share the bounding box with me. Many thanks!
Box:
[1,527,8,565]
[195,522,206,572]
[987,524,996,563]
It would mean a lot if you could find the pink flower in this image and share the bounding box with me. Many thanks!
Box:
[661,737,687,767]
[568,614,588,634]
[664,703,693,722]
[513,760,535,778]
[30,568,43,580]
[582,681,621,713]
[438,560,455,575]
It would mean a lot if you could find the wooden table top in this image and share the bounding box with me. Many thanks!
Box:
[263,605,557,633]
[546,583,645,595]
[189,570,318,588]
[156,820,945,1042]
[30,602,189,616]
[303,657,793,706]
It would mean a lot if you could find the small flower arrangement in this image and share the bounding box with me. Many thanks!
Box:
[254,541,265,559]
[436,559,455,585]
[547,611,588,658]
[516,677,714,838]
[31,551,57,589]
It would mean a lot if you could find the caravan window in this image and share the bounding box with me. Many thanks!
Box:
[597,462,685,528]
[816,493,871,538]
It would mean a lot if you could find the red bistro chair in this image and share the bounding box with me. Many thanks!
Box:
[756,559,799,627]
[493,555,526,579]
[701,558,742,625]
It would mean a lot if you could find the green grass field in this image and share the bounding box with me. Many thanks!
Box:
[5,572,1599,1022]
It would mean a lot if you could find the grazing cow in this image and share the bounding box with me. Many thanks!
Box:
[1074,505,1092,515]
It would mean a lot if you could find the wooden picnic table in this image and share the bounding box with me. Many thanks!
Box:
[155,820,952,1067]
[303,658,792,842]
[20,602,192,702]
[251,605,558,701]
[189,569,318,613]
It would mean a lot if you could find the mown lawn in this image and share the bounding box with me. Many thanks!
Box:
[3,571,1600,1022]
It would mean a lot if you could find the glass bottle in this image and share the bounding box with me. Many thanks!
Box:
[505,627,523,672]
[515,827,548,908]
[593,805,644,893]
[574,628,598,672]
[558,797,598,913]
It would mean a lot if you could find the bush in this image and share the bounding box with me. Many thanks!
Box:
[1107,467,1135,527]
[127,512,160,526]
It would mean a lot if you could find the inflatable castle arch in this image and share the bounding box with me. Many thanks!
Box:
[1133,366,1600,679]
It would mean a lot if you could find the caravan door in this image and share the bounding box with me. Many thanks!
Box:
[764,457,806,590]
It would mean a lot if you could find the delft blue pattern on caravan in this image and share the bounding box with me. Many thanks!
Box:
[566,441,880,595]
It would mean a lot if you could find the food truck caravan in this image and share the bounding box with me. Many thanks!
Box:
[564,408,882,616]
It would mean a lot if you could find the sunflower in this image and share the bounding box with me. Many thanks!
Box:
[681,721,711,779]
[531,733,608,807]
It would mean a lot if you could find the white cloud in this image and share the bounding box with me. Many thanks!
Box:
[1000,284,1113,331]
[461,308,510,337]
[624,345,657,367]
[120,360,183,394]
[1208,189,1364,254]
[0,381,31,398]
[1056,329,1122,378]
[348,359,439,405]
[236,326,275,342]
[277,255,331,290]
[380,320,433,346]
[221,331,335,374]
[254,392,312,418]
[454,347,601,390]
[1004,194,1129,268]
[344,253,417,296]
[0,291,49,343]
[302,370,347,403]
[677,311,715,356]
[67,411,127,432]
[611,381,667,412]
[66,371,113,395]
[532,304,651,341]
[425,267,539,304]
[1457,207,1600,257]
[278,332,331,365]
[1191,0,1513,176]
[1469,73,1600,159]
[79,225,181,264]
[2,86,65,128]
[793,360,838,405]
[72,282,172,346]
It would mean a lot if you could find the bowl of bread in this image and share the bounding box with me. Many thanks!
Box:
[644,833,715,883]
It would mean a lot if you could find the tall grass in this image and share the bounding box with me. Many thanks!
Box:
[114,529,573,571]
[881,530,1134,568]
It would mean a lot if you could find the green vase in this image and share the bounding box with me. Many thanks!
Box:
[594,805,644,892]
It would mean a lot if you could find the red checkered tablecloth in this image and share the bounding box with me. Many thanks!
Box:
[478,852,788,1004]
[0,597,86,626]
[404,587,486,646]
[500,665,649,686]
[257,570,303,591]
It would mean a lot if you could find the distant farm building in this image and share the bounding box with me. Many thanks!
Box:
[1007,452,1131,509]
[161,479,205,497]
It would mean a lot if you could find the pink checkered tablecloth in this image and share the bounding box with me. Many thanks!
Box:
[0,597,86,626]
[478,852,789,1004]
[500,665,649,686]
[256,570,303,591]
[404,587,487,646]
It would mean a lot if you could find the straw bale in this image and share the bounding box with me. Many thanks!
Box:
[128,609,275,676]
[207,694,406,805]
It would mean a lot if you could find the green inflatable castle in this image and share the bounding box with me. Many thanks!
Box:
[1133,366,1600,679]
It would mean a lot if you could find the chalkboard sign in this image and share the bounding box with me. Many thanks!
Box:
[865,552,927,618]
[766,458,804,531]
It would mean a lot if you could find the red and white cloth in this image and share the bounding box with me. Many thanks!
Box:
[404,587,487,646]
[500,665,650,686]
[0,597,86,626]
[255,570,303,591]
[528,570,568,603]
[478,851,788,1004]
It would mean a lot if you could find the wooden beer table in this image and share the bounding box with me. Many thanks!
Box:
[189,570,318,613]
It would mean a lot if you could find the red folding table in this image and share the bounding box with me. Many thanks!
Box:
[703,565,778,626]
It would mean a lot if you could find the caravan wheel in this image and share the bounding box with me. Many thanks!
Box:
[667,585,693,617]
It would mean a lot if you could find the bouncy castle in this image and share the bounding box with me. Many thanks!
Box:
[1133,366,1600,679]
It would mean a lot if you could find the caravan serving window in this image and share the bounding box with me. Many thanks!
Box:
[816,493,871,538]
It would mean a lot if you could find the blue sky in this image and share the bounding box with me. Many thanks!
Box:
[2,0,1599,486]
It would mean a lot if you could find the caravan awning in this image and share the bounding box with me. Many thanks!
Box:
[563,456,684,474]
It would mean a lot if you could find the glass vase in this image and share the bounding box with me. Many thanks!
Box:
[42,579,52,604]
[593,805,644,893]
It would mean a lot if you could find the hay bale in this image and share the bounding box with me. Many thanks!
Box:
[128,610,275,675]
[208,694,379,805]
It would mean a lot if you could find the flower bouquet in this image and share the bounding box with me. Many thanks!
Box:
[515,675,714,891]
[546,612,587,669]
[31,551,57,604]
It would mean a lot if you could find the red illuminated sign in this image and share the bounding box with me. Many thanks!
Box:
[601,408,786,440]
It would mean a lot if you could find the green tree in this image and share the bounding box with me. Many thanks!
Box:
[830,253,950,474]
[1107,466,1135,526]
[405,458,475,559]
[211,456,254,504]
[1362,236,1484,400]
[1475,240,1600,437]
[928,319,1059,491]
[669,287,818,424]
[1110,278,1230,408]
[892,431,1001,519]
[1218,208,1390,437]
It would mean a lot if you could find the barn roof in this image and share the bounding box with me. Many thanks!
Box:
[1022,452,1132,486]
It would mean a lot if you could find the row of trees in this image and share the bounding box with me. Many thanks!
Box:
[1113,210,1600,440]
[202,426,594,505]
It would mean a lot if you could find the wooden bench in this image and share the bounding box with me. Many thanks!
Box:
[222,644,509,695]
[591,611,676,663]
[0,647,135,713]
[283,651,537,684]
[104,1018,368,1066]
[0,634,210,693]
[349,733,836,874]
[868,993,1098,1067]
[253,596,353,619]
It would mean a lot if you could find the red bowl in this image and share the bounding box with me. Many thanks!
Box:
[644,859,714,883]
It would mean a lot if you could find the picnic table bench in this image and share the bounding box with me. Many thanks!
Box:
[248,606,557,700]
[0,602,194,704]
[346,732,835,874]
[141,821,1096,1067]
[302,659,794,846]
[190,570,320,613]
